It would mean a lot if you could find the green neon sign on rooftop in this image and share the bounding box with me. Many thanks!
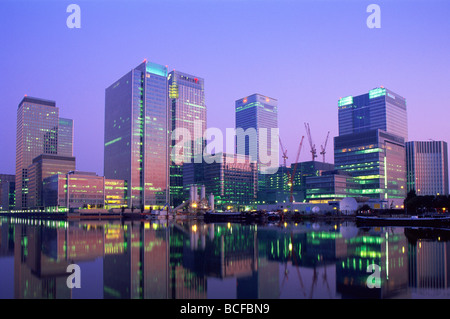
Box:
[369,87,386,99]
[338,96,353,107]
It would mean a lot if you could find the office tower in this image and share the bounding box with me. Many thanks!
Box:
[235,94,278,202]
[338,87,408,140]
[27,154,76,208]
[104,61,169,209]
[58,118,74,157]
[406,141,449,196]
[15,96,65,209]
[0,174,15,211]
[184,153,257,210]
[168,70,206,207]
[235,94,278,169]
[335,87,408,208]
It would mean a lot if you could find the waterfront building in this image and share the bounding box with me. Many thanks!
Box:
[235,94,278,193]
[104,61,169,209]
[27,154,76,208]
[0,174,15,211]
[15,96,74,209]
[43,171,126,209]
[261,161,335,204]
[406,141,449,196]
[183,153,257,211]
[335,88,408,208]
[168,70,206,207]
[305,170,359,203]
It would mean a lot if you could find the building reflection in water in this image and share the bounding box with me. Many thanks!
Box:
[2,216,450,299]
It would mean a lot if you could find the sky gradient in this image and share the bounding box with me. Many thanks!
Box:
[0,0,449,176]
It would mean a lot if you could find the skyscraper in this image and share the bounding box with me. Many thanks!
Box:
[235,94,278,197]
[58,118,74,157]
[335,87,408,208]
[15,96,73,209]
[338,87,408,140]
[406,141,449,196]
[168,70,206,207]
[104,60,169,209]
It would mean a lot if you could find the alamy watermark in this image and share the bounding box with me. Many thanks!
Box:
[366,264,381,289]
[171,122,280,174]
[367,4,381,29]
[66,4,81,29]
[66,264,81,289]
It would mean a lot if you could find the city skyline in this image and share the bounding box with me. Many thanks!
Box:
[1,0,449,178]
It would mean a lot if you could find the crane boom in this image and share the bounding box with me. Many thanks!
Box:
[279,137,288,167]
[304,123,317,161]
[320,131,330,163]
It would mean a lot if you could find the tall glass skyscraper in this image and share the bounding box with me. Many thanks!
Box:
[406,141,449,196]
[235,94,278,197]
[104,61,169,209]
[58,118,74,157]
[338,87,408,140]
[335,87,408,208]
[15,96,73,209]
[168,70,206,207]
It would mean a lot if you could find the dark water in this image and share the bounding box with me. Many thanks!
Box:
[1,216,450,299]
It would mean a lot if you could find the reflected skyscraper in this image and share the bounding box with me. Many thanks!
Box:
[104,61,169,208]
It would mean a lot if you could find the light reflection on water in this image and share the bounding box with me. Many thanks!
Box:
[1,217,450,299]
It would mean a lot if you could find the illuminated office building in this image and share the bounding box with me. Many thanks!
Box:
[15,96,73,209]
[168,70,206,207]
[27,154,76,208]
[184,153,257,210]
[335,88,408,208]
[104,61,169,209]
[235,94,278,199]
[338,87,407,140]
[43,171,126,209]
[406,141,449,196]
[262,161,334,204]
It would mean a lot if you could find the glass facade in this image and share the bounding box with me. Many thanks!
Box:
[335,88,408,208]
[58,118,74,157]
[261,161,335,204]
[305,170,359,202]
[43,171,126,209]
[184,153,257,210]
[15,97,59,209]
[27,154,76,208]
[235,94,278,173]
[104,61,169,209]
[334,129,406,207]
[168,71,206,207]
[338,88,407,141]
[406,141,449,195]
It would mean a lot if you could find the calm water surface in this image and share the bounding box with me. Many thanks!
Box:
[1,216,450,299]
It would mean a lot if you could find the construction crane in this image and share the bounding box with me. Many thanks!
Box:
[279,137,288,167]
[320,131,330,163]
[287,136,304,203]
[304,123,317,161]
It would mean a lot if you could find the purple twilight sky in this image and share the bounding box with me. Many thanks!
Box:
[0,0,449,176]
